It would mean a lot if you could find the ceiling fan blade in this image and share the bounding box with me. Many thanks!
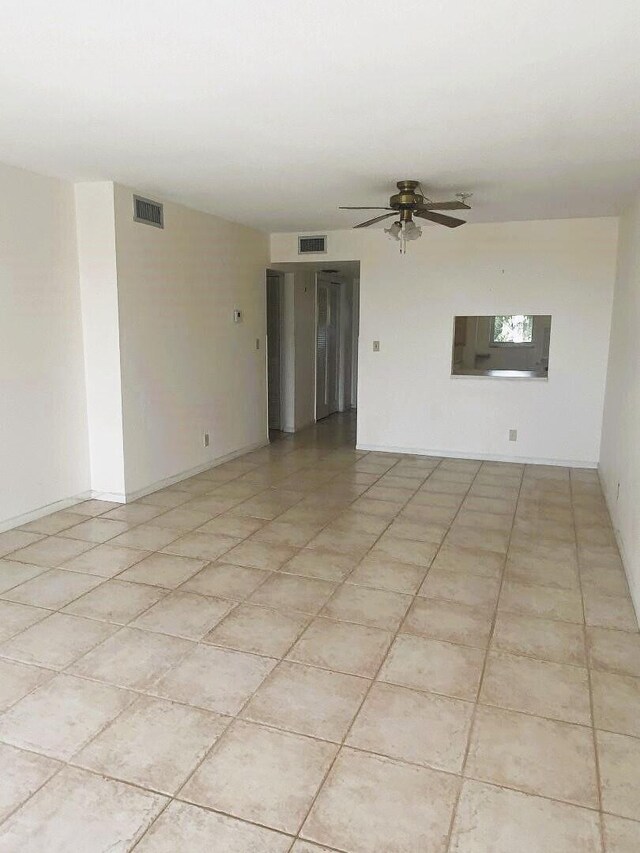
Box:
[419,201,471,211]
[415,210,466,228]
[354,212,397,228]
[339,206,394,210]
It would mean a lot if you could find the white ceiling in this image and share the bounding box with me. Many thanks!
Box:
[2,1,640,232]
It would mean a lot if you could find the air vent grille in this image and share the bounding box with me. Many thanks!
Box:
[298,235,326,254]
[133,195,164,228]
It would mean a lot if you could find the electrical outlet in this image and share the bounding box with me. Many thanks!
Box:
[373,340,380,352]
[203,432,210,448]
[509,429,517,442]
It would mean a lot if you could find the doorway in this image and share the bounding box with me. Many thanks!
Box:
[266,271,284,431]
[316,278,341,421]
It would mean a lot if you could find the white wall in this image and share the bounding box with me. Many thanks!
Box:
[0,163,89,529]
[271,218,618,466]
[75,183,126,498]
[599,193,640,615]
[113,184,270,497]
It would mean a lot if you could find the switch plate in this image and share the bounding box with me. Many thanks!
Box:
[233,309,243,323]
[372,340,380,352]
[509,429,517,442]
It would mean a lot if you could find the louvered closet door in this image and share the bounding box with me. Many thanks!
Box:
[266,274,282,430]
[326,285,340,414]
[316,281,340,421]
[316,282,329,420]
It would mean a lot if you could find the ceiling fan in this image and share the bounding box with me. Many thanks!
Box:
[340,179,471,252]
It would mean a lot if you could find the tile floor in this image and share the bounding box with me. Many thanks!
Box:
[0,412,638,851]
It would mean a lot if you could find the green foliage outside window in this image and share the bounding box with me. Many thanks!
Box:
[491,315,533,344]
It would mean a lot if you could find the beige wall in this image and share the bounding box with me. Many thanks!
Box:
[113,184,270,497]
[599,192,640,617]
[2,170,271,523]
[0,163,89,529]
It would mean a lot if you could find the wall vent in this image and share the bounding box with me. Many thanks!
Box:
[298,235,326,254]
[133,195,164,228]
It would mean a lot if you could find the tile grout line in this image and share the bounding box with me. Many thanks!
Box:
[0,480,633,737]
[158,451,438,848]
[291,455,484,848]
[0,446,398,727]
[1,424,636,849]
[0,430,370,841]
[442,459,524,853]
[0,726,622,827]
[0,448,473,843]
[119,440,401,850]
[570,467,607,853]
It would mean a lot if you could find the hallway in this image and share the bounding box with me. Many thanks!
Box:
[0,412,638,851]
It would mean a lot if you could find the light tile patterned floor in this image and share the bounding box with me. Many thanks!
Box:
[0,412,639,851]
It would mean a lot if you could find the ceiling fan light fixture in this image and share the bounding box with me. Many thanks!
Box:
[385,219,423,253]
[384,221,402,240]
[403,220,422,241]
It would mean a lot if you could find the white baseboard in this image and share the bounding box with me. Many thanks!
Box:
[87,490,128,503]
[356,443,598,469]
[119,438,270,503]
[0,439,270,532]
[0,490,93,534]
[598,467,640,626]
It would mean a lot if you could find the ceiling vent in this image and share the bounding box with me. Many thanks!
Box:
[133,195,164,229]
[298,235,326,254]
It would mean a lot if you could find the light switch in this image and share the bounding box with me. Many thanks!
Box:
[373,340,380,352]
[233,309,243,323]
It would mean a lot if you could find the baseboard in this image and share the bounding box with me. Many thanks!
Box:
[598,467,640,626]
[0,439,271,532]
[0,490,93,534]
[120,438,270,503]
[87,490,127,503]
[355,443,598,469]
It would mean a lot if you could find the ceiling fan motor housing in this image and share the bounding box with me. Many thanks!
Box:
[389,180,424,211]
[340,179,468,230]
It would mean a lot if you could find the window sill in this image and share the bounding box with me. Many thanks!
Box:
[488,343,536,348]
[451,369,549,380]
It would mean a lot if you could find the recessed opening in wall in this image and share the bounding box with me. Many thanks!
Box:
[452,314,551,378]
